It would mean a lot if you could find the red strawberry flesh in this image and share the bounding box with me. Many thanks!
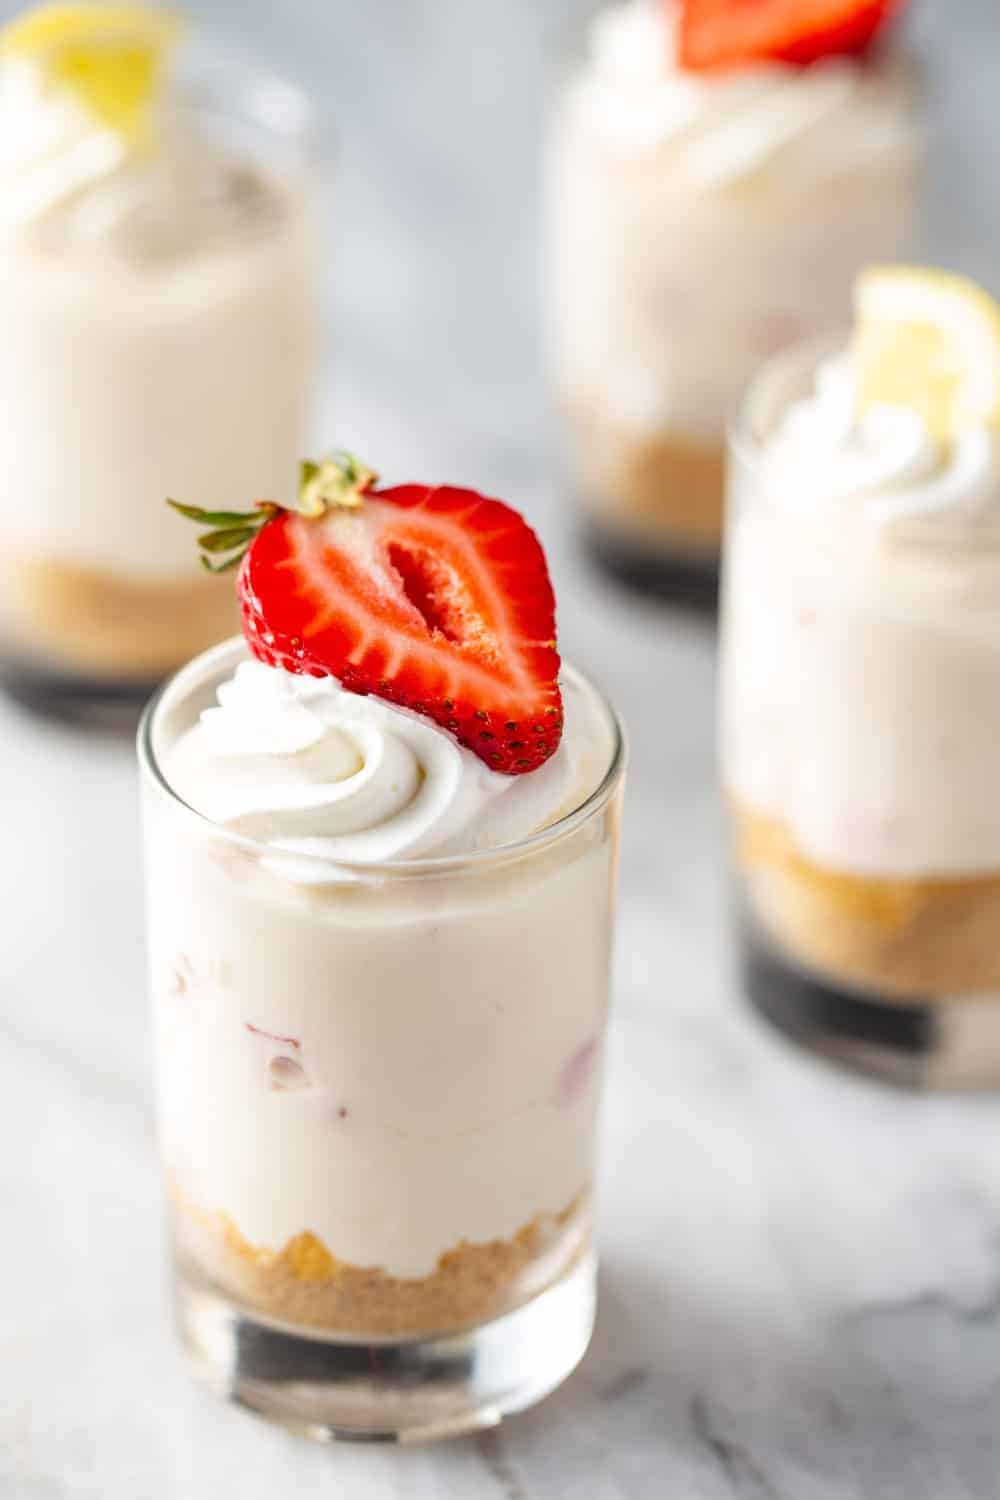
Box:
[238,483,563,775]
[678,0,903,72]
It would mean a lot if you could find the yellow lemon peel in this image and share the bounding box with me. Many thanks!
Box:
[854,266,1000,444]
[0,3,183,143]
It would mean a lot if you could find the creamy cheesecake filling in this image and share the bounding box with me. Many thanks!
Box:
[724,350,1000,881]
[147,649,618,1295]
[0,47,314,580]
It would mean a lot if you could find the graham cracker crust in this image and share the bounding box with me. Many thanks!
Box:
[734,802,1000,999]
[171,1189,588,1338]
[5,553,238,677]
[569,406,726,554]
[603,430,725,551]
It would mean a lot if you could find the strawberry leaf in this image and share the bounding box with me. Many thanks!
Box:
[200,552,245,574]
[167,498,262,526]
[197,525,258,553]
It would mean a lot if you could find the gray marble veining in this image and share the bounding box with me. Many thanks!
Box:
[3,0,1000,1495]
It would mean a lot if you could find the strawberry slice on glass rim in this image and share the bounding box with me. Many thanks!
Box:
[169,454,563,776]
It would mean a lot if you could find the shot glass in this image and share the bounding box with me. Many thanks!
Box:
[546,0,922,605]
[0,42,322,726]
[139,639,626,1442]
[721,342,1000,1089]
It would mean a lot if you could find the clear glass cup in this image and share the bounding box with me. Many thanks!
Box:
[720,342,1000,1090]
[139,639,626,1441]
[0,42,323,727]
[546,0,923,607]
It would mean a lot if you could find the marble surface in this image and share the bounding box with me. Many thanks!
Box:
[4,0,1000,1494]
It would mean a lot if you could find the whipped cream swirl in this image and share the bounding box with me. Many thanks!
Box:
[760,356,1000,539]
[0,58,127,229]
[0,55,283,256]
[166,660,610,871]
[571,0,914,187]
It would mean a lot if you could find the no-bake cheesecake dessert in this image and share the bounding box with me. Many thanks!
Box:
[548,0,920,597]
[721,267,1000,1085]
[0,3,318,708]
[140,453,625,1437]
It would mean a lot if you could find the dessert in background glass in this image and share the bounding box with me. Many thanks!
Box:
[139,453,625,1441]
[721,267,1000,1089]
[547,0,921,605]
[0,3,320,722]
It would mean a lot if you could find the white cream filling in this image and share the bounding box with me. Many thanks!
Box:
[722,355,1000,878]
[0,54,316,584]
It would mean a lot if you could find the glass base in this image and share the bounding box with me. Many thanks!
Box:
[0,659,160,733]
[173,1251,596,1444]
[742,918,1000,1091]
[582,519,719,612]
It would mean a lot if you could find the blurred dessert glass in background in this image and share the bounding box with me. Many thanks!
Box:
[721,267,1000,1089]
[546,0,922,604]
[0,3,320,721]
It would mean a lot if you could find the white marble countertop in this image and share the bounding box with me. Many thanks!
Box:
[4,0,1000,1493]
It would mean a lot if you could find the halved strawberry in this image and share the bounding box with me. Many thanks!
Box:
[678,0,904,72]
[169,457,563,775]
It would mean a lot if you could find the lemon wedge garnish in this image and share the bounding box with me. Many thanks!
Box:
[0,3,182,143]
[854,266,1000,443]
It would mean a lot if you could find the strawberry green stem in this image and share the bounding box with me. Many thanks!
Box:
[297,452,378,517]
[166,451,379,572]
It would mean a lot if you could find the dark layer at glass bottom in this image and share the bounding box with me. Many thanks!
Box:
[741,917,1000,1091]
[0,659,159,733]
[173,1251,596,1444]
[582,520,719,613]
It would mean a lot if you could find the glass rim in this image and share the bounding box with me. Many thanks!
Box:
[174,33,333,163]
[137,638,627,881]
